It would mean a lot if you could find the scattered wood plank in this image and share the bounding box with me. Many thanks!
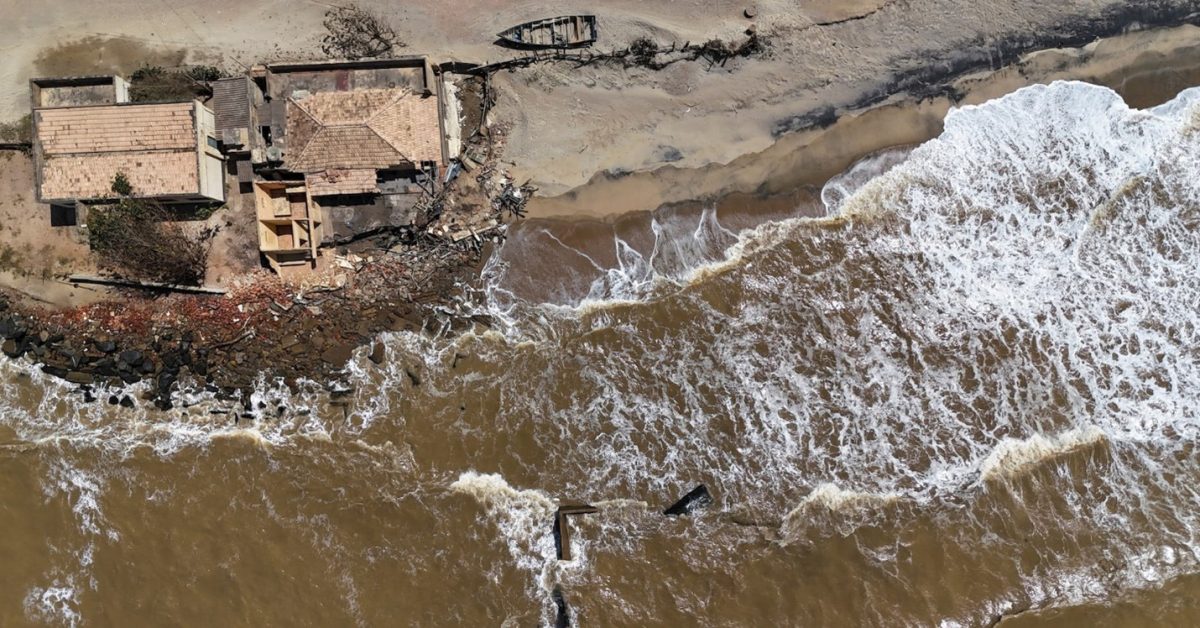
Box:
[68,274,227,295]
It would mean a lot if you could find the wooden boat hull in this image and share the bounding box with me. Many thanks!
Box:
[497,15,598,49]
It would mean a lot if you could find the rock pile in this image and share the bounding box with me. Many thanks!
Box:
[0,240,482,411]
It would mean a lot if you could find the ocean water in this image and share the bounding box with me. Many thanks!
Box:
[2,80,1200,626]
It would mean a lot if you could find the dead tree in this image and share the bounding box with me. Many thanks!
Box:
[87,178,215,285]
[321,4,404,60]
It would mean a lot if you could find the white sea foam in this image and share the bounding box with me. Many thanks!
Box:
[24,582,82,628]
[821,147,914,214]
[23,459,117,626]
[449,471,559,574]
[449,471,576,621]
[454,80,1200,619]
[778,483,902,543]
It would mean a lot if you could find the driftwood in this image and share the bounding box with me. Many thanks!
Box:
[473,30,767,75]
[321,224,417,249]
[493,179,536,218]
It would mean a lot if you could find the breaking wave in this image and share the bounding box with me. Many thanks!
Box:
[978,426,1108,482]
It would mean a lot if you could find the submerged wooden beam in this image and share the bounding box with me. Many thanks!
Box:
[554,511,572,561]
[552,586,571,628]
[553,502,599,561]
[68,275,227,295]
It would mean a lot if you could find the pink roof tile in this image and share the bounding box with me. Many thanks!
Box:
[305,169,380,196]
[36,102,202,200]
[284,88,443,174]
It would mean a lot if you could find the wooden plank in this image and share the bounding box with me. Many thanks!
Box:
[68,274,227,295]
[554,502,599,561]
[554,511,571,561]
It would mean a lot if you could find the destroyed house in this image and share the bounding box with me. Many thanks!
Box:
[284,87,444,189]
[30,76,225,206]
[264,58,451,189]
[244,57,459,242]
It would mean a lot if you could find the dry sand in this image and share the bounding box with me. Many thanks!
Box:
[0,152,99,306]
[2,0,1199,222]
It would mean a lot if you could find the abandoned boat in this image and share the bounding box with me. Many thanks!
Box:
[497,15,598,48]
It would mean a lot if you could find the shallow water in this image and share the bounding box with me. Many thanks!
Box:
[4,80,1200,626]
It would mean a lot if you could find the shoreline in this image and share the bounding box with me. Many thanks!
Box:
[2,13,1200,407]
[527,21,1200,220]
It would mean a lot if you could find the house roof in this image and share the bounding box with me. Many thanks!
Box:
[306,169,380,196]
[36,102,201,200]
[284,88,443,174]
[211,77,252,131]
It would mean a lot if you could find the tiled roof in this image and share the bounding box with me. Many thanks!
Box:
[306,169,380,196]
[38,102,196,154]
[284,88,442,173]
[36,102,201,200]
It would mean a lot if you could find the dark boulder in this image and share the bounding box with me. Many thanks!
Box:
[60,349,83,369]
[65,371,95,385]
[92,360,118,378]
[162,351,183,370]
[320,343,355,365]
[369,342,386,365]
[41,364,69,378]
[404,366,421,386]
[664,484,713,516]
[2,323,26,341]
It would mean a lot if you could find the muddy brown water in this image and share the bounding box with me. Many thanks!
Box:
[6,80,1200,627]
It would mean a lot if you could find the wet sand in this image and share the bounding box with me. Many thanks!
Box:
[528,23,1200,219]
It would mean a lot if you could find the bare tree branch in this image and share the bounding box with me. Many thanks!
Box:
[321,4,405,60]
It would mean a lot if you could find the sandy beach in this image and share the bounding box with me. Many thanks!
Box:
[3,0,1199,222]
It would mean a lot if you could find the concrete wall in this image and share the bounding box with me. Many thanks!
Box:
[194,103,226,202]
[113,76,130,104]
